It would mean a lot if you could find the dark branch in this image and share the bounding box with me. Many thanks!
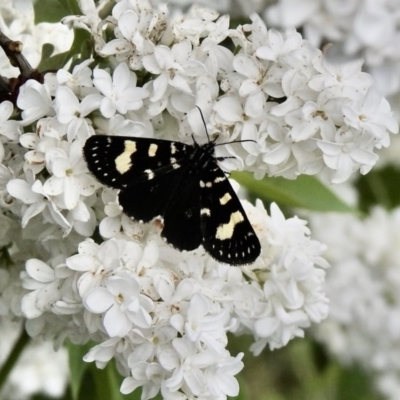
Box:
[0,30,45,104]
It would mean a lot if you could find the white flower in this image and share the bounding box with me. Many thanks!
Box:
[84,272,154,337]
[317,127,379,183]
[66,238,143,297]
[143,40,205,103]
[203,352,244,398]
[66,198,97,237]
[195,16,233,78]
[7,178,69,228]
[0,101,22,143]
[20,117,66,174]
[56,58,95,96]
[43,140,98,209]
[172,6,220,45]
[343,87,398,142]
[256,28,303,63]
[94,114,147,138]
[309,58,372,93]
[170,292,230,353]
[17,80,54,125]
[21,258,64,318]
[160,338,212,395]
[55,86,101,141]
[228,53,269,117]
[101,2,168,70]
[98,188,145,239]
[93,62,149,118]
[285,100,336,142]
[121,361,165,398]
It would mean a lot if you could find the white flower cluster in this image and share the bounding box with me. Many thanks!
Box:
[310,207,400,400]
[265,0,400,98]
[8,200,327,399]
[265,0,400,169]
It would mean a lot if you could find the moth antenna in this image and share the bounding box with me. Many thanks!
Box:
[195,106,211,143]
[214,139,258,147]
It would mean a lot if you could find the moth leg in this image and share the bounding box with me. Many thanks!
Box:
[215,156,236,161]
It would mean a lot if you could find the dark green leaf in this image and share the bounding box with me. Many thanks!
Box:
[38,50,70,72]
[355,165,400,212]
[37,28,92,72]
[233,172,355,213]
[34,0,73,23]
[336,366,384,400]
[90,363,123,400]
[89,361,146,400]
[67,341,92,400]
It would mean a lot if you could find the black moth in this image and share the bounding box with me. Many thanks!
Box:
[83,133,261,266]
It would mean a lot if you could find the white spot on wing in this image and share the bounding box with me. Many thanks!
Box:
[145,169,155,180]
[148,143,158,157]
[201,208,211,216]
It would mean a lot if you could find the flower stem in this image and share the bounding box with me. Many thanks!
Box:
[0,329,30,391]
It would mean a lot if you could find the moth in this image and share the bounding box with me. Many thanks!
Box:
[83,132,261,266]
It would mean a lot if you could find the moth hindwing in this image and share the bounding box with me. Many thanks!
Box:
[83,135,261,266]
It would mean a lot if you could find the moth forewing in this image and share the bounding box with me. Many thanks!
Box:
[83,135,189,188]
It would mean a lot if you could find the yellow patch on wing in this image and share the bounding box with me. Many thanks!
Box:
[216,211,244,240]
[219,193,232,205]
[115,140,137,174]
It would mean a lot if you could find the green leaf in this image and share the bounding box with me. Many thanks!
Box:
[90,362,124,400]
[38,49,71,72]
[336,366,384,400]
[89,361,144,400]
[355,165,400,212]
[67,341,92,400]
[34,0,73,23]
[37,28,92,72]
[233,172,355,213]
